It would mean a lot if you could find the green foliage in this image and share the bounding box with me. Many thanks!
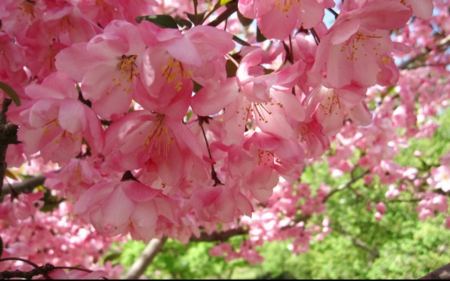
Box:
[0,82,21,106]
[135,15,178,29]
[105,108,450,279]
[105,236,250,279]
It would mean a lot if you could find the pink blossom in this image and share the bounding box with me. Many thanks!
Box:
[135,21,234,119]
[446,216,450,229]
[46,269,107,280]
[304,84,372,136]
[238,0,334,40]
[0,192,44,226]
[428,165,450,192]
[73,179,176,242]
[6,72,104,165]
[190,186,253,223]
[311,1,412,88]
[55,20,146,120]
[376,202,386,214]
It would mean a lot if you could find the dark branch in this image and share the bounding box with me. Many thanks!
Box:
[190,227,247,242]
[0,98,20,197]
[419,262,450,279]
[1,175,46,196]
[207,1,238,27]
[0,258,53,279]
[399,34,450,70]
[327,8,339,19]
[198,116,223,186]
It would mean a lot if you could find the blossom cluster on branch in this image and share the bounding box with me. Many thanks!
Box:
[1,0,449,278]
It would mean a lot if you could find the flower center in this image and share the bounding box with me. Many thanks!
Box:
[161,57,193,91]
[19,0,37,21]
[116,54,139,82]
[342,31,384,61]
[141,115,175,162]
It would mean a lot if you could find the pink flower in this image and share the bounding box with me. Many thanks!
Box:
[44,158,103,201]
[55,20,146,120]
[445,216,450,229]
[238,0,334,40]
[73,179,176,242]
[296,120,330,158]
[428,166,450,192]
[135,21,234,119]
[190,186,253,223]
[376,202,386,214]
[0,192,44,226]
[6,72,104,165]
[46,269,107,280]
[102,110,207,194]
[311,1,412,88]
[304,84,372,136]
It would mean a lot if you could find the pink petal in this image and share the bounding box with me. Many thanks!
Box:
[101,185,134,226]
[330,18,361,45]
[121,181,161,202]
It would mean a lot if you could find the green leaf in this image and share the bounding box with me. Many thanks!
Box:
[185,11,206,25]
[103,251,122,263]
[175,17,192,28]
[226,59,238,78]
[232,35,251,46]
[0,81,21,106]
[257,25,267,42]
[220,0,233,5]
[237,10,253,26]
[193,81,203,93]
[136,15,178,29]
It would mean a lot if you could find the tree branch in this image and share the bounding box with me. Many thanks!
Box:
[0,258,53,279]
[1,175,46,196]
[335,228,379,261]
[420,262,450,280]
[325,169,370,202]
[123,236,168,279]
[399,34,450,70]
[189,227,248,242]
[0,99,20,197]
[207,1,237,27]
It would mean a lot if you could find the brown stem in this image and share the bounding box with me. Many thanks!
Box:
[207,1,238,27]
[327,8,339,19]
[198,117,223,186]
[310,28,321,45]
[190,227,247,242]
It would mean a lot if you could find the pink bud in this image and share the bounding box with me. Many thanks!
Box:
[364,175,373,185]
[375,212,382,221]
[376,202,386,214]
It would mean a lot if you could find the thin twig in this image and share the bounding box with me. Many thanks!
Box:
[198,117,223,186]
[207,1,238,27]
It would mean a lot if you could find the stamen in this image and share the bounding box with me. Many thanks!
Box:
[161,57,193,91]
